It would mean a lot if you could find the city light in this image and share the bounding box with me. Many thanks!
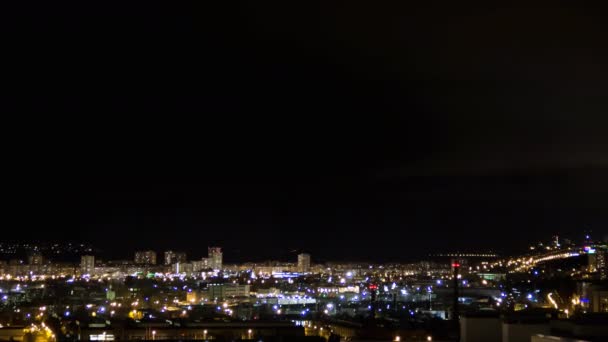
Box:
[0,235,603,341]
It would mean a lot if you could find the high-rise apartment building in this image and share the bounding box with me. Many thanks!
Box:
[597,247,607,280]
[81,255,95,274]
[164,251,187,265]
[298,253,311,273]
[135,250,157,265]
[208,247,223,270]
[28,253,44,265]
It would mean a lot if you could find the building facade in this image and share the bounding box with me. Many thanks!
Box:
[298,253,311,273]
[164,251,187,265]
[596,246,607,280]
[80,255,95,274]
[28,253,44,265]
[208,247,223,270]
[134,250,157,265]
[208,283,250,299]
[193,258,211,272]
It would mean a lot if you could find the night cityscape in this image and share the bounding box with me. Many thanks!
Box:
[3,2,608,342]
[0,235,607,341]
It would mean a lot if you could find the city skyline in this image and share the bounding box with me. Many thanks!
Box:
[0,232,600,265]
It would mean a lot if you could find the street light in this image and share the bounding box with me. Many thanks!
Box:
[152,330,156,340]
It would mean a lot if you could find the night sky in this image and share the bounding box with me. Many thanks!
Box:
[4,3,608,262]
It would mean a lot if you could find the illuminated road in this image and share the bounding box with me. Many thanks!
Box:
[493,245,595,273]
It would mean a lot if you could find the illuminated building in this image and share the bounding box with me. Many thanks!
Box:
[208,247,223,270]
[164,251,187,265]
[28,253,44,265]
[208,283,250,299]
[597,247,607,280]
[134,250,157,265]
[192,258,210,272]
[164,250,175,265]
[81,255,95,274]
[173,262,193,274]
[298,253,311,273]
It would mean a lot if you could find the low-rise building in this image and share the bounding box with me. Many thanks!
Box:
[208,283,250,299]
